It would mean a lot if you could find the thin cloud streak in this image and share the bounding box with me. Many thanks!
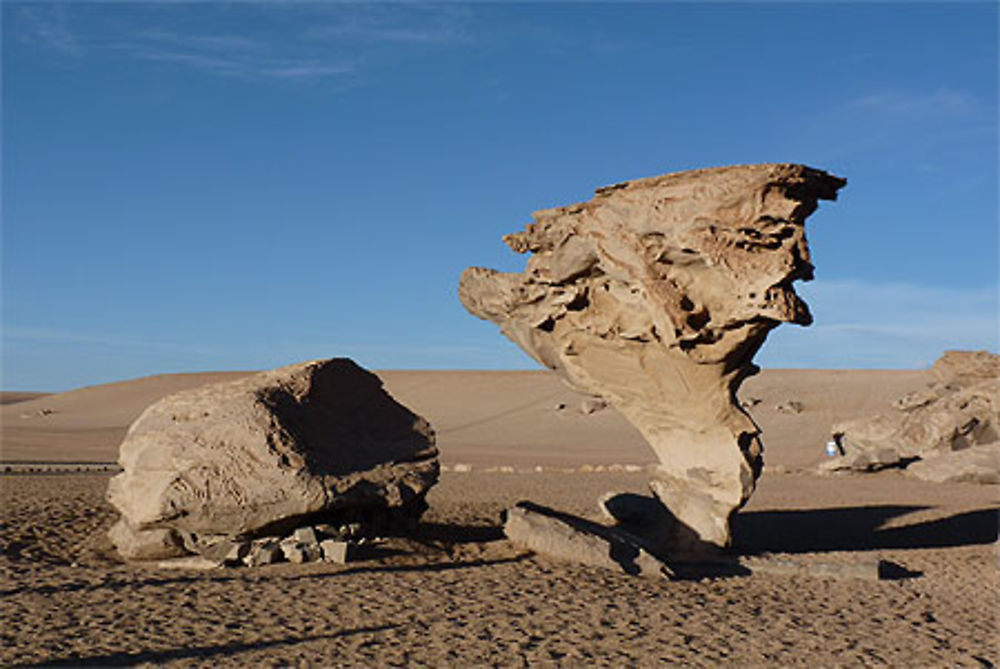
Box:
[796,86,995,165]
[14,4,475,82]
[847,88,979,119]
[15,4,80,55]
[3,327,219,356]
[759,280,998,369]
[136,29,266,53]
[128,47,355,81]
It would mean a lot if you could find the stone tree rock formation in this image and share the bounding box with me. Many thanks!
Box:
[460,164,845,555]
[107,359,439,560]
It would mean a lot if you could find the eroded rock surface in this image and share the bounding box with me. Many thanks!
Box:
[824,350,999,481]
[504,502,668,578]
[905,444,1000,485]
[107,359,439,560]
[461,164,845,553]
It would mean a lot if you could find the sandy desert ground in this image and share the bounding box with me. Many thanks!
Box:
[2,368,998,666]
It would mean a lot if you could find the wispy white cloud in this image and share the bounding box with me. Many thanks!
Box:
[14,4,475,83]
[2,326,219,356]
[110,25,358,82]
[137,28,265,53]
[15,4,80,55]
[758,280,998,369]
[303,5,473,46]
[847,88,979,120]
[795,85,996,169]
[123,46,356,81]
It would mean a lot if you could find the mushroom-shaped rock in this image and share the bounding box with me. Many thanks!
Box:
[460,163,845,554]
[107,359,438,559]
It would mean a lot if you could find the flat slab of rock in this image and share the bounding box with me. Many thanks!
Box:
[107,358,438,560]
[504,502,669,578]
[504,502,900,582]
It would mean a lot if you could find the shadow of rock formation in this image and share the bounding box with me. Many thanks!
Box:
[733,505,999,554]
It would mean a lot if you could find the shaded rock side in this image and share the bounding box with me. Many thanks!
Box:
[461,164,845,552]
[107,359,438,558]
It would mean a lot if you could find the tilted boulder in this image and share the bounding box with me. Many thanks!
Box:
[460,163,845,554]
[107,358,439,560]
[826,350,999,478]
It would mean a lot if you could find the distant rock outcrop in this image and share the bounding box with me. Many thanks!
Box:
[822,350,999,483]
[107,359,439,560]
[460,163,845,554]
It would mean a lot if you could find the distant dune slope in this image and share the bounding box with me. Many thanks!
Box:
[1,368,927,468]
[0,392,51,405]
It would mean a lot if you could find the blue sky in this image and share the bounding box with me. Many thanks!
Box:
[3,2,997,391]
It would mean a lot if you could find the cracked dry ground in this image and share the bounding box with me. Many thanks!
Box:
[2,471,997,667]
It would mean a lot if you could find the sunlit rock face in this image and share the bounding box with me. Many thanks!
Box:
[460,164,845,554]
[107,359,439,560]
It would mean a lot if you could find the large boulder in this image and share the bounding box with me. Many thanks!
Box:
[107,359,439,560]
[826,351,999,475]
[460,163,845,554]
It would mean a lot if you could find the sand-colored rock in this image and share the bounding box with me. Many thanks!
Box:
[461,164,845,552]
[106,518,188,561]
[929,349,999,388]
[106,359,439,559]
[828,351,999,479]
[905,443,1000,484]
[504,502,667,578]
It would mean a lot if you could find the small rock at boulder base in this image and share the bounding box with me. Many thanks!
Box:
[244,540,283,567]
[281,540,322,564]
[106,358,438,561]
[107,519,188,561]
[198,538,251,565]
[320,539,351,564]
[293,527,319,544]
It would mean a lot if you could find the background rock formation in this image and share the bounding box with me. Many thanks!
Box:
[823,350,999,484]
[107,359,438,560]
[460,163,845,554]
